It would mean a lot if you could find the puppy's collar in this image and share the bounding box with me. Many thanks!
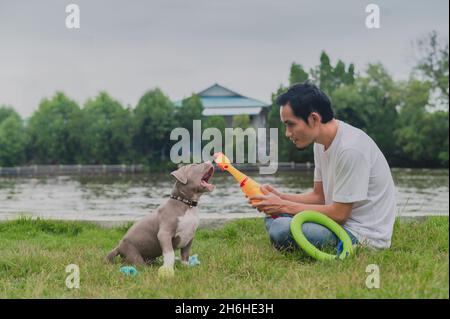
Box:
[170,194,198,208]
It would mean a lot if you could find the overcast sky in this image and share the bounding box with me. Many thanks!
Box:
[0,0,448,117]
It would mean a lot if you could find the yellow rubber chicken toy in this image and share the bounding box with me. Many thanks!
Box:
[213,152,263,204]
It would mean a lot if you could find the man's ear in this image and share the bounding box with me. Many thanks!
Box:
[170,166,188,184]
[309,112,321,127]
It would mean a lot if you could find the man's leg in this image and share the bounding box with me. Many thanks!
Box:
[265,216,358,251]
[264,214,292,233]
[301,223,359,247]
[301,222,340,248]
[265,216,297,251]
[264,216,274,232]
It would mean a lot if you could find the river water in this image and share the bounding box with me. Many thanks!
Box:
[0,168,448,222]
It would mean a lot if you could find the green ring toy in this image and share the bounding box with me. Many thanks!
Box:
[290,210,353,261]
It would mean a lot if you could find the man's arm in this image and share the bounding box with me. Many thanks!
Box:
[281,201,353,225]
[279,182,325,205]
[250,191,353,225]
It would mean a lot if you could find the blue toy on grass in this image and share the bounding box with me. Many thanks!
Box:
[188,254,200,267]
[119,255,200,277]
[120,266,138,276]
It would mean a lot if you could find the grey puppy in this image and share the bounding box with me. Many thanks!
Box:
[106,161,215,275]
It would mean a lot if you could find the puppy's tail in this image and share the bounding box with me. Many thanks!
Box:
[105,246,120,264]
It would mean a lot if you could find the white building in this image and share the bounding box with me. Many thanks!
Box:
[176,83,270,128]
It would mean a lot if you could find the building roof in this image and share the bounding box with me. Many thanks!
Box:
[175,83,270,116]
[203,107,264,116]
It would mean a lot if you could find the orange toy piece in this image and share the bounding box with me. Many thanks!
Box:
[213,152,263,204]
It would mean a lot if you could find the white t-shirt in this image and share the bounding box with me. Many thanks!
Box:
[313,120,396,249]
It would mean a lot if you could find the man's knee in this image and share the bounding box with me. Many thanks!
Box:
[268,217,294,250]
[264,216,273,232]
[301,222,338,248]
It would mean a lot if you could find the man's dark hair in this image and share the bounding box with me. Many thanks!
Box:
[276,81,334,123]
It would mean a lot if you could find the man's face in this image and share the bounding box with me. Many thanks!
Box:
[280,104,318,150]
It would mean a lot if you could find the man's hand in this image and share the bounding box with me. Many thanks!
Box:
[259,184,284,198]
[248,187,291,215]
[244,184,283,198]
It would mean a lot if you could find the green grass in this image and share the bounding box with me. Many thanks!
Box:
[0,216,448,298]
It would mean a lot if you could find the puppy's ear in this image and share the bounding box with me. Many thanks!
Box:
[170,166,188,184]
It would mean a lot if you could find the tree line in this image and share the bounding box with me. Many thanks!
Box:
[0,32,448,169]
[268,31,448,168]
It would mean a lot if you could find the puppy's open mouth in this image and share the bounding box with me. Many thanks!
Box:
[200,166,215,191]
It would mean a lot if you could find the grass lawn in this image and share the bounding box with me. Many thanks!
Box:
[0,216,448,298]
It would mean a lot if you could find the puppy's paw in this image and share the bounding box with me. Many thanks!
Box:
[158,266,175,278]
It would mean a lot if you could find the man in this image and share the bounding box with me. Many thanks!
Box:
[249,82,396,250]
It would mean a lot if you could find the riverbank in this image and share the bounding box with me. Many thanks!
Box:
[0,213,441,230]
[0,216,448,298]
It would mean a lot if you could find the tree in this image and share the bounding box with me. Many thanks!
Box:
[414,31,449,108]
[174,94,204,132]
[170,94,205,163]
[333,60,346,87]
[0,105,19,124]
[80,92,134,164]
[133,88,175,163]
[231,115,250,129]
[332,64,400,163]
[345,63,356,85]
[26,92,82,164]
[394,77,449,167]
[310,51,356,94]
[331,84,368,129]
[203,116,227,133]
[289,63,309,85]
[0,111,27,166]
[201,116,227,159]
[314,51,334,93]
[421,111,449,167]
